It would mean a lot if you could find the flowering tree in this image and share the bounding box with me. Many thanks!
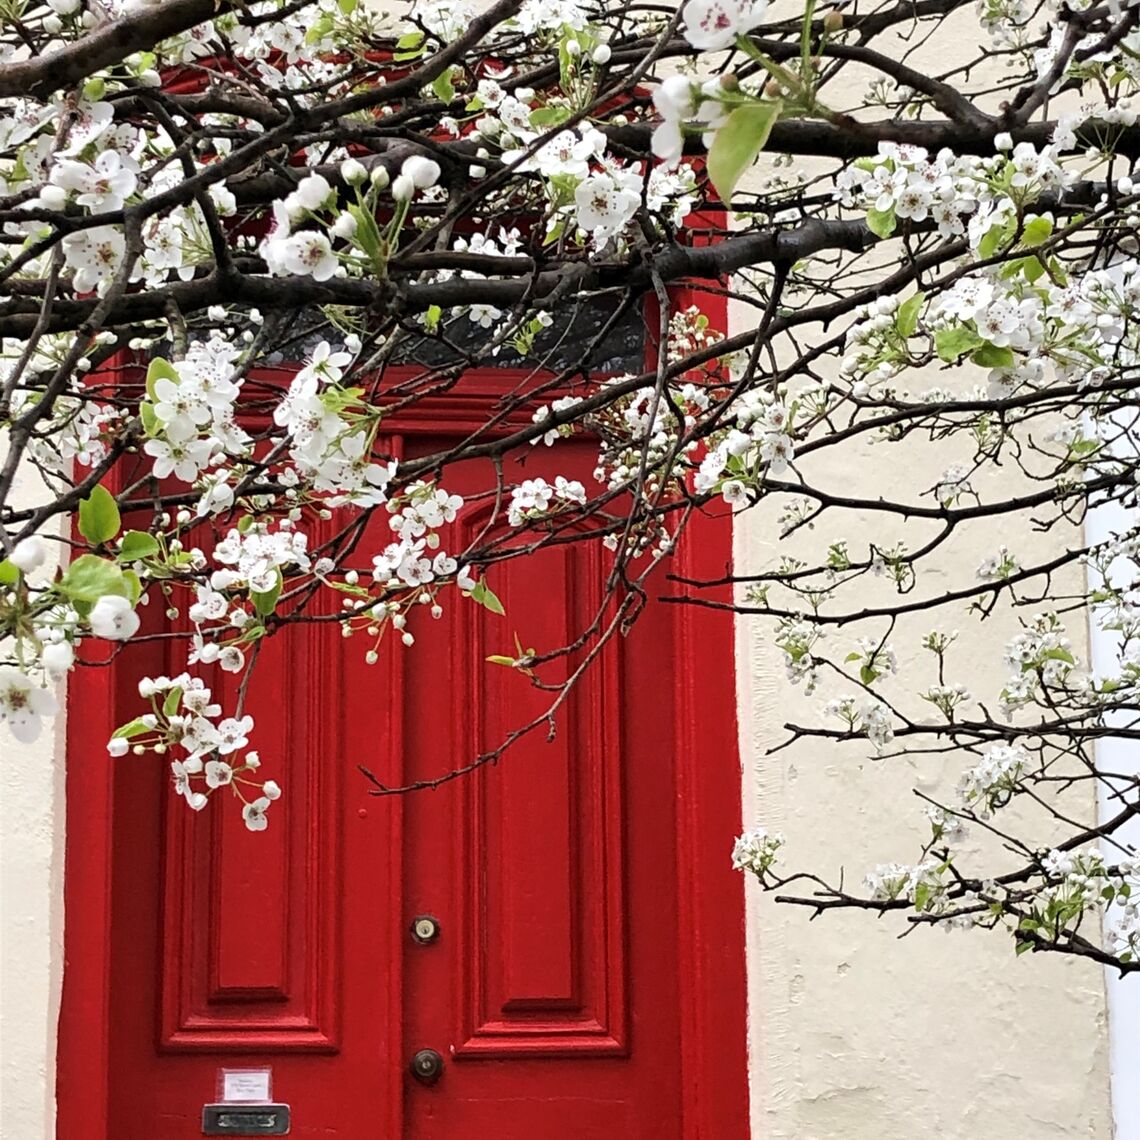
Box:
[1,0,1139,970]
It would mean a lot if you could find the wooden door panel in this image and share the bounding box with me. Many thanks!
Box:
[60,405,748,1140]
[399,439,684,1138]
[160,624,343,1052]
[455,515,626,1057]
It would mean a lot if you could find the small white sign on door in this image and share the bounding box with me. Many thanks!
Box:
[217,1067,273,1104]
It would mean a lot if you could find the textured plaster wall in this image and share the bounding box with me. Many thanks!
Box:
[736,569,1114,1138]
[0,454,65,1140]
[729,314,1115,1140]
[730,11,1114,1137]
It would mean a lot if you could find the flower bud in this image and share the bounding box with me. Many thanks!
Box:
[341,157,368,185]
[400,155,441,189]
[332,213,358,239]
[9,536,46,574]
[391,173,415,202]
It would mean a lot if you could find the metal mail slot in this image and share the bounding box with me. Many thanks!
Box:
[201,1103,291,1135]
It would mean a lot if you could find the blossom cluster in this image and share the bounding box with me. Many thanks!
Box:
[731,827,784,880]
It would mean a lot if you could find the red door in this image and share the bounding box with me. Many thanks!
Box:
[57,380,749,1140]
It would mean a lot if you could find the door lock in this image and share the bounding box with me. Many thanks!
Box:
[410,1048,444,1085]
[410,914,440,944]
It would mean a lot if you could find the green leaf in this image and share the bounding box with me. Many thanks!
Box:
[394,29,426,57]
[163,686,183,717]
[121,569,142,604]
[935,326,984,362]
[58,554,127,602]
[859,665,879,685]
[895,291,925,338]
[971,343,1015,369]
[118,530,159,562]
[0,559,18,585]
[139,401,159,437]
[252,568,282,617]
[707,101,782,203]
[529,105,567,128]
[78,485,121,546]
[486,654,517,666]
[305,13,333,42]
[1019,215,1053,247]
[424,305,442,334]
[977,223,1008,260]
[112,717,152,740]
[469,578,505,615]
[145,356,178,402]
[865,206,896,239]
[432,67,455,102]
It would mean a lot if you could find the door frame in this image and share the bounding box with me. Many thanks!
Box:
[56,278,750,1140]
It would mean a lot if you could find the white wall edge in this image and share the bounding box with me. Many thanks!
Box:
[1085,481,1140,1140]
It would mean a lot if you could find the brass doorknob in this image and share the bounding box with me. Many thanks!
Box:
[410,1048,444,1085]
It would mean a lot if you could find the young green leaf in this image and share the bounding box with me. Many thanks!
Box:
[252,568,283,617]
[971,343,1015,368]
[469,578,505,615]
[895,291,925,338]
[59,554,127,602]
[1019,215,1053,247]
[78,485,121,546]
[145,356,179,402]
[935,326,983,361]
[118,530,159,562]
[121,569,143,604]
[111,717,152,740]
[865,206,897,239]
[707,101,781,204]
[432,67,455,102]
[139,402,159,437]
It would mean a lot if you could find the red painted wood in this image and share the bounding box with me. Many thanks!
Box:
[58,291,749,1140]
[159,622,342,1051]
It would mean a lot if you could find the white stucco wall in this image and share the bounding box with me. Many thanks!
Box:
[736,582,1114,1138]
[727,7,1118,1132]
[0,462,65,1140]
[729,294,1115,1139]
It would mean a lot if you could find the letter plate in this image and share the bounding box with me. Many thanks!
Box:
[202,1103,291,1135]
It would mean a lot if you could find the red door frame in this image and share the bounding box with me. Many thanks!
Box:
[56,278,749,1139]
